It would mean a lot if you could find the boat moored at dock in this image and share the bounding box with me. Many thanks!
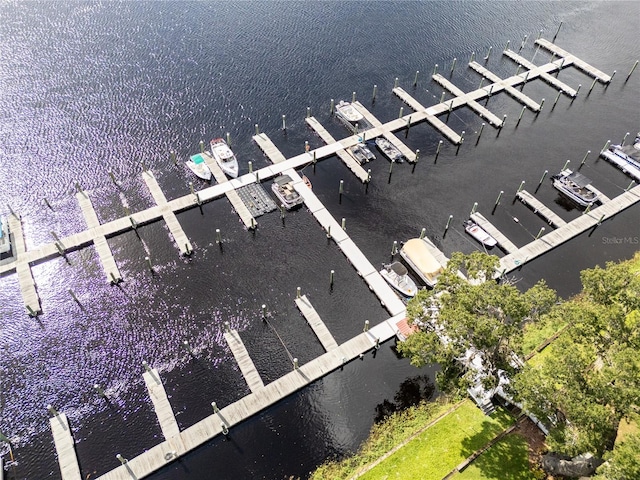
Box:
[551,169,599,207]
[186,153,213,181]
[271,174,304,210]
[399,238,444,288]
[0,216,11,255]
[379,261,418,298]
[464,220,498,247]
[335,101,370,133]
[210,138,239,178]
[348,143,376,165]
[375,137,405,163]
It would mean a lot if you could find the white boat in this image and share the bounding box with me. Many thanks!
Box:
[551,169,598,207]
[464,220,497,247]
[186,153,212,181]
[0,216,11,255]
[271,174,304,210]
[375,137,405,163]
[399,238,444,288]
[210,138,239,178]
[380,262,418,297]
[335,101,364,133]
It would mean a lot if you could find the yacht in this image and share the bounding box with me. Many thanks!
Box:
[375,137,405,163]
[551,169,599,207]
[399,238,444,288]
[335,101,364,133]
[0,216,11,255]
[186,153,212,181]
[464,220,498,247]
[210,138,239,178]
[380,262,418,297]
[271,174,304,210]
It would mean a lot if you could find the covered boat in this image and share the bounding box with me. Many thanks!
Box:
[186,153,212,181]
[551,169,598,207]
[271,174,304,210]
[399,238,444,288]
[375,137,405,163]
[210,138,239,178]
[464,220,497,247]
[335,101,364,133]
[380,262,418,297]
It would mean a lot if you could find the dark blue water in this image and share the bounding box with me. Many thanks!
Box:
[0,1,638,479]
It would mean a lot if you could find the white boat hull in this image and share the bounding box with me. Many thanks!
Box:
[210,139,239,179]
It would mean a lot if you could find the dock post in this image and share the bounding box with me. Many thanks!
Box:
[339,179,344,203]
[433,64,438,75]
[562,159,570,171]
[330,99,334,114]
[221,423,229,435]
[413,70,419,86]
[116,454,128,465]
[261,304,266,318]
[293,358,299,370]
[552,90,561,109]
[367,169,371,183]
[55,242,65,256]
[354,123,359,134]
[625,180,635,191]
[216,228,222,244]
[597,214,605,225]
[94,383,106,397]
[553,21,563,41]
[391,241,398,255]
[600,140,610,153]
[171,150,177,165]
[583,203,592,215]
[501,114,507,129]
[27,305,37,317]
[43,197,52,210]
[505,40,510,51]
[517,181,525,194]
[305,140,310,153]
[488,84,494,97]
[450,58,456,74]
[517,106,526,124]
[224,321,230,333]
[330,270,334,287]
[255,124,259,135]
[69,289,80,305]
[535,227,546,240]
[574,84,582,98]
[588,78,597,95]
[537,170,548,191]
[440,91,446,103]
[199,140,204,153]
[388,160,393,175]
[189,182,194,195]
[459,130,465,143]
[226,132,232,147]
[515,65,521,76]
[145,256,153,272]
[296,287,301,299]
[306,106,311,118]
[609,70,616,83]
[394,77,398,89]
[211,401,220,413]
[47,404,58,417]
[326,225,331,239]
[280,204,285,220]
[415,149,420,163]
[470,202,478,215]
[484,46,492,61]
[372,84,377,101]
[129,216,137,230]
[519,34,528,52]
[494,190,504,210]
[109,170,117,184]
[110,272,119,284]
[435,140,443,161]
[537,29,543,40]
[250,218,256,230]
[363,320,370,332]
[539,98,545,112]
[444,215,453,237]
[420,227,426,239]
[375,338,380,349]
[580,151,591,168]
[248,161,253,173]
[621,132,630,146]
[477,122,485,143]
[255,171,260,183]
[478,77,484,89]
[341,218,346,231]
[282,115,286,131]
[470,51,475,62]
[351,91,356,103]
[626,60,638,82]
[398,106,404,119]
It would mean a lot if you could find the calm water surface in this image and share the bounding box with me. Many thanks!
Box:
[0,1,638,479]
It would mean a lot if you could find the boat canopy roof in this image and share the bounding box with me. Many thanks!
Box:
[401,239,443,281]
[274,174,293,186]
[566,171,592,187]
[388,262,408,276]
[190,154,205,164]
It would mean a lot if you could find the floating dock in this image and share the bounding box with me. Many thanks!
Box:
[516,190,567,228]
[253,133,288,164]
[503,49,577,97]
[143,369,182,443]
[600,148,640,181]
[470,212,519,253]
[468,61,542,111]
[142,171,193,255]
[535,38,612,83]
[7,215,41,315]
[295,295,339,351]
[49,412,82,480]
[223,329,265,393]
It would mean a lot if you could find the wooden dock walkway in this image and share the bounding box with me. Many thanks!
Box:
[516,190,567,228]
[224,329,265,393]
[470,212,519,253]
[76,191,123,282]
[354,102,417,162]
[392,87,463,144]
[501,184,640,274]
[535,38,612,83]
[305,117,370,182]
[143,369,182,442]
[432,74,504,127]
[586,184,611,203]
[468,61,542,111]
[7,215,41,315]
[253,133,288,164]
[143,171,193,255]
[503,49,577,97]
[295,295,339,351]
[94,312,406,480]
[49,412,82,480]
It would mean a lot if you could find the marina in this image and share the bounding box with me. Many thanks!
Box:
[0,4,638,478]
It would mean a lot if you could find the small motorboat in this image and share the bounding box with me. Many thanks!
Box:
[375,137,405,163]
[210,138,239,178]
[464,220,498,247]
[551,169,598,207]
[302,174,312,189]
[335,101,365,133]
[272,174,304,210]
[380,261,418,297]
[186,154,212,181]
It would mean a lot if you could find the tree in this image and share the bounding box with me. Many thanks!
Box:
[397,251,557,396]
[594,432,640,480]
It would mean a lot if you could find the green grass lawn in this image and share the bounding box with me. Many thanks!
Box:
[453,432,533,480]
[358,400,514,480]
